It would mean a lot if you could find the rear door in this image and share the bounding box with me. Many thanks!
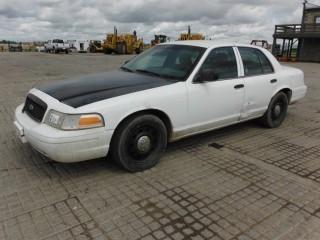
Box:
[236,47,277,119]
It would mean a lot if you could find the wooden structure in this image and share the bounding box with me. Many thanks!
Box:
[272,1,320,62]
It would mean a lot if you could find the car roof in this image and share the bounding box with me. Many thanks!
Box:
[161,40,255,49]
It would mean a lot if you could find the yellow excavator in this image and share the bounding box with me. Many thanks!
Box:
[179,26,205,41]
[102,27,144,54]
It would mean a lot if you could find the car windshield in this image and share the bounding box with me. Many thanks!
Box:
[122,45,206,81]
[53,39,64,43]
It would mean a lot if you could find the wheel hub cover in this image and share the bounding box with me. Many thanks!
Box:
[274,104,281,117]
[137,136,151,154]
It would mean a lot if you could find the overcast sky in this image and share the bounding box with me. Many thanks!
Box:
[0,0,319,43]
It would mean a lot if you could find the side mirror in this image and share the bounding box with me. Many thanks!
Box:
[194,69,218,83]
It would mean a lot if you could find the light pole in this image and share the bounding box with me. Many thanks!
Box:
[302,0,308,24]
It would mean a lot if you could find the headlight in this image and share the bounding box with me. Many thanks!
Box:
[45,110,104,130]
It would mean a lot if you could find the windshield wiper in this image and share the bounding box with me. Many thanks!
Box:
[135,69,161,77]
[159,74,180,81]
[120,66,133,72]
[135,69,180,81]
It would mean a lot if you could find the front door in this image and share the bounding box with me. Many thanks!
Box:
[186,47,245,134]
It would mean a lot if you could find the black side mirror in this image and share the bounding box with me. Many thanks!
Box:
[194,69,218,83]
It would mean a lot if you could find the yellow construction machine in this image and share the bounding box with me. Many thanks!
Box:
[102,27,144,54]
[89,40,103,53]
[179,26,205,41]
[151,35,168,46]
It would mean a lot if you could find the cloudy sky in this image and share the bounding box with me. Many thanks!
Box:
[0,0,319,43]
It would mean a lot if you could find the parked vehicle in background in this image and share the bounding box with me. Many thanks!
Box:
[14,41,307,172]
[102,27,144,54]
[21,43,37,52]
[44,39,70,54]
[36,46,46,52]
[89,40,103,53]
[251,40,271,50]
[179,26,205,41]
[151,35,168,46]
[68,40,90,53]
[0,43,9,52]
[8,43,22,52]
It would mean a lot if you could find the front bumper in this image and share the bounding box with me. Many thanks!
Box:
[14,104,112,163]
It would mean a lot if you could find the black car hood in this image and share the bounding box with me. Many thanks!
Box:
[37,70,176,108]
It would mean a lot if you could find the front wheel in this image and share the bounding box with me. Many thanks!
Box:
[103,48,112,54]
[110,114,167,172]
[260,92,288,128]
[135,44,143,54]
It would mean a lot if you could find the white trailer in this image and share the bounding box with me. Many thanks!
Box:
[71,40,90,53]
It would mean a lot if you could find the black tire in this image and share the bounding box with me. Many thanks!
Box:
[135,44,143,54]
[110,114,167,172]
[122,43,127,54]
[103,48,112,54]
[65,49,69,54]
[260,92,288,128]
[116,43,127,54]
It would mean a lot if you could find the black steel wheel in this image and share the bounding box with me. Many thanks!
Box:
[110,114,167,172]
[260,92,288,128]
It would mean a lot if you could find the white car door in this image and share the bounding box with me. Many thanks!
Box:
[236,47,277,119]
[185,47,245,134]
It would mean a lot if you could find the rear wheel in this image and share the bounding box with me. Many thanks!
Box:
[110,114,167,172]
[260,92,288,128]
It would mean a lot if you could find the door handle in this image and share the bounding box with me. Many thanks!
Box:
[234,84,244,89]
[270,79,277,84]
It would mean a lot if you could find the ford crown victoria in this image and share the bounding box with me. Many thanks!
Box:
[14,41,307,172]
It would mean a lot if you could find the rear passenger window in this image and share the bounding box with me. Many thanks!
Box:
[200,47,238,80]
[238,47,274,76]
[256,51,274,74]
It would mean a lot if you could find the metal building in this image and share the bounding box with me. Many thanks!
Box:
[272,1,320,62]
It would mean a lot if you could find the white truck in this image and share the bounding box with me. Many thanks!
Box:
[44,39,70,54]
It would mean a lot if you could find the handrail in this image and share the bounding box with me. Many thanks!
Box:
[275,24,320,34]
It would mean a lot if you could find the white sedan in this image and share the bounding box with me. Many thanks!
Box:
[14,41,307,172]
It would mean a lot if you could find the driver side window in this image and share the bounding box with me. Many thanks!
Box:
[200,47,238,81]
